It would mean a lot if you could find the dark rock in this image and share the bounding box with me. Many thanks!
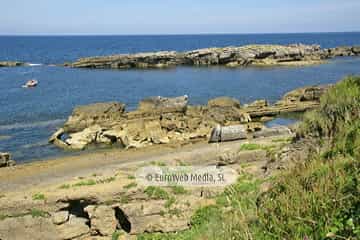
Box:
[0,152,16,168]
[0,61,25,67]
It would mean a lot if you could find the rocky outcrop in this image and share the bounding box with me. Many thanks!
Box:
[0,61,25,67]
[50,84,329,150]
[64,102,126,133]
[243,85,330,118]
[69,44,360,70]
[327,46,360,57]
[0,152,16,168]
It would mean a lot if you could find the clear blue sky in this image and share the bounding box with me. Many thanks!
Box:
[1,0,359,35]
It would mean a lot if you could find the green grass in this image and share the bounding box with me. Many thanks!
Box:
[150,161,167,166]
[124,182,137,189]
[59,176,116,189]
[164,196,176,209]
[112,230,123,240]
[72,179,97,187]
[32,193,46,201]
[30,208,49,218]
[144,186,169,200]
[59,184,71,189]
[170,186,188,195]
[239,143,262,151]
[128,175,136,180]
[255,156,360,240]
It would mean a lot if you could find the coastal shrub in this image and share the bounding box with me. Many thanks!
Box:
[190,205,222,227]
[256,156,359,239]
[298,75,360,156]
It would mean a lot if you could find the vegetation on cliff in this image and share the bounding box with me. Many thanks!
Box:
[138,76,360,240]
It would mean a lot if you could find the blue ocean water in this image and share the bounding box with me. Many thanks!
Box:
[0,33,360,163]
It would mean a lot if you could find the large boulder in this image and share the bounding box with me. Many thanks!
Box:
[119,199,193,234]
[56,215,90,240]
[64,102,126,132]
[253,126,292,138]
[85,205,117,236]
[209,125,248,143]
[0,152,16,168]
[207,97,241,108]
[137,95,188,114]
[282,85,331,103]
[245,99,268,109]
[207,97,250,124]
[64,125,110,150]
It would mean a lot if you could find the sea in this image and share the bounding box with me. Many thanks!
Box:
[1,33,360,163]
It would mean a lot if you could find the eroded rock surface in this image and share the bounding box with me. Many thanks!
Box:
[70,44,360,70]
[50,85,329,150]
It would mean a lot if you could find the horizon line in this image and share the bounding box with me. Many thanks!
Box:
[0,31,360,37]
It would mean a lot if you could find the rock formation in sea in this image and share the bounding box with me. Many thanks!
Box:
[49,85,330,150]
[69,44,360,69]
[0,61,25,67]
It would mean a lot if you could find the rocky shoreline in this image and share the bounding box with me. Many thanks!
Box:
[69,44,360,69]
[49,84,329,151]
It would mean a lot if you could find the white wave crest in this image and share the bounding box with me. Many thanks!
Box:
[27,63,43,66]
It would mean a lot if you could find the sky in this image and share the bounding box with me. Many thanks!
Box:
[1,0,359,35]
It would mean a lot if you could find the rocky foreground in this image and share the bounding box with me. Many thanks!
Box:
[70,44,360,69]
[49,84,329,151]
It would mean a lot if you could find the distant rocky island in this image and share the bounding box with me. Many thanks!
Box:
[68,44,360,69]
[1,44,359,70]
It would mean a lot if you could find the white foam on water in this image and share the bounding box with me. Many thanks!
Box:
[27,63,43,66]
[0,119,65,131]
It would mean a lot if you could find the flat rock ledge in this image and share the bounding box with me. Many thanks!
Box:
[49,84,330,150]
[70,44,360,69]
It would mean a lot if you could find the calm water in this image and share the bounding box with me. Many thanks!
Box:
[1,33,360,163]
